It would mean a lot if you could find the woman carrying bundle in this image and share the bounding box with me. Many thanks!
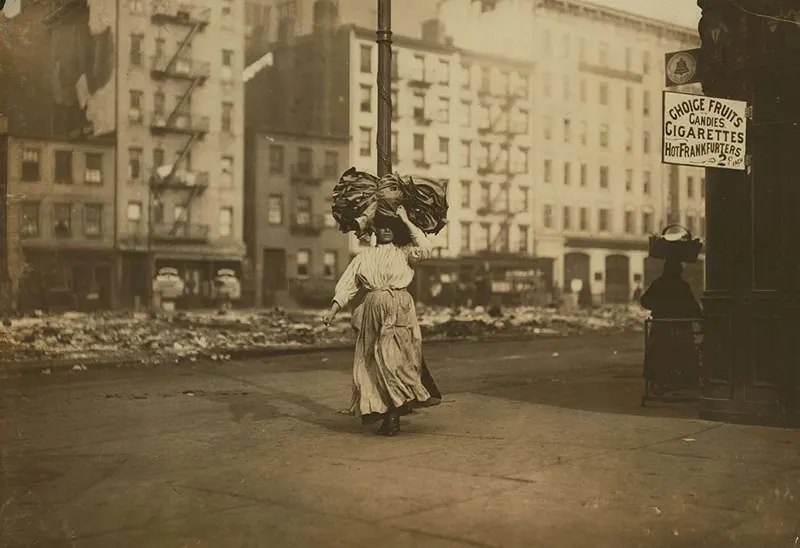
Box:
[322,205,441,436]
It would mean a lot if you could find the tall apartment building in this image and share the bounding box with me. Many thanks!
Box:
[438,0,706,302]
[15,0,248,308]
[246,1,552,307]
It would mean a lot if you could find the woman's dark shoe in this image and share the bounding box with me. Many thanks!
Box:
[377,415,400,436]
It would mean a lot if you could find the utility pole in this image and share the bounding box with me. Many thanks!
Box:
[376,0,392,177]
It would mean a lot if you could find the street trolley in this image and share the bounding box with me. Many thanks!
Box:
[641,317,704,406]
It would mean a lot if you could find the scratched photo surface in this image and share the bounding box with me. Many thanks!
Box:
[1,1,799,547]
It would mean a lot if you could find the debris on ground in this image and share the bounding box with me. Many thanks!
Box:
[0,305,649,366]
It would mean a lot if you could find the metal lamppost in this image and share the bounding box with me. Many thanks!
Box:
[376,0,392,177]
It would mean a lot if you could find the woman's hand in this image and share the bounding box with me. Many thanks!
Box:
[396,205,410,223]
[322,302,341,326]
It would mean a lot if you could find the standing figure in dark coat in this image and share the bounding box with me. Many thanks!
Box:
[640,260,702,393]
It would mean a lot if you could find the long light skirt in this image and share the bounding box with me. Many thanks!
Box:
[348,289,441,425]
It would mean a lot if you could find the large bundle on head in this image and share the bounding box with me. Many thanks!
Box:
[332,168,448,238]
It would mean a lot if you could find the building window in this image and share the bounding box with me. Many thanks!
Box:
[563,206,572,230]
[643,51,651,74]
[323,251,337,280]
[599,82,608,105]
[153,90,165,116]
[222,49,234,81]
[54,150,73,183]
[460,180,471,208]
[391,49,399,80]
[128,148,142,180]
[579,121,587,145]
[222,102,233,133]
[267,194,283,225]
[438,96,450,123]
[598,208,610,232]
[85,153,103,184]
[498,70,509,95]
[295,196,311,225]
[478,223,490,250]
[84,204,103,237]
[544,159,552,183]
[512,147,528,173]
[390,89,398,118]
[461,100,471,127]
[460,222,471,251]
[296,250,310,277]
[642,211,654,234]
[461,63,471,89]
[687,176,695,198]
[479,182,491,210]
[219,207,233,238]
[130,33,143,66]
[580,163,587,187]
[297,147,312,175]
[643,131,651,154]
[600,124,609,148]
[360,44,372,73]
[643,171,652,194]
[481,66,491,93]
[563,119,571,143]
[438,137,450,164]
[543,116,552,140]
[599,42,609,65]
[625,169,633,192]
[21,202,40,238]
[359,84,371,113]
[129,90,143,123]
[599,166,609,189]
[129,0,144,14]
[269,145,284,174]
[152,148,164,170]
[222,0,233,17]
[624,210,635,234]
[412,93,425,120]
[221,155,234,187]
[518,225,529,253]
[324,150,338,177]
[412,54,425,81]
[625,47,632,71]
[460,140,471,168]
[686,214,697,235]
[439,59,450,83]
[580,207,589,231]
[472,142,487,170]
[21,147,41,182]
[563,162,571,186]
[643,91,651,116]
[413,133,425,163]
[518,186,529,211]
[544,205,553,228]
[625,128,633,152]
[625,87,632,111]
[54,203,72,238]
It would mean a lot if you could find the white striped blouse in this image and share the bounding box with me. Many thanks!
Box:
[333,223,433,308]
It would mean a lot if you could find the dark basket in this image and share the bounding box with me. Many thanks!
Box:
[648,225,704,263]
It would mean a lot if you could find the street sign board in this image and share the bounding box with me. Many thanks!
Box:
[665,49,701,87]
[662,91,747,171]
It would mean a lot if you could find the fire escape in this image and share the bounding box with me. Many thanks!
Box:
[149,3,211,243]
[477,83,528,255]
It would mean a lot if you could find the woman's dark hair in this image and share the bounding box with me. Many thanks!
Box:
[373,214,413,246]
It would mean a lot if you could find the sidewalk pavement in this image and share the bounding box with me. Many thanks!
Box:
[1,334,798,547]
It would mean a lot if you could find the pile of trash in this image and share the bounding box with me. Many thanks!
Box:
[0,309,354,365]
[0,305,649,366]
[417,305,650,340]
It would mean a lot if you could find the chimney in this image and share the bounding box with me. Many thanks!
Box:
[422,18,449,45]
[313,0,339,32]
